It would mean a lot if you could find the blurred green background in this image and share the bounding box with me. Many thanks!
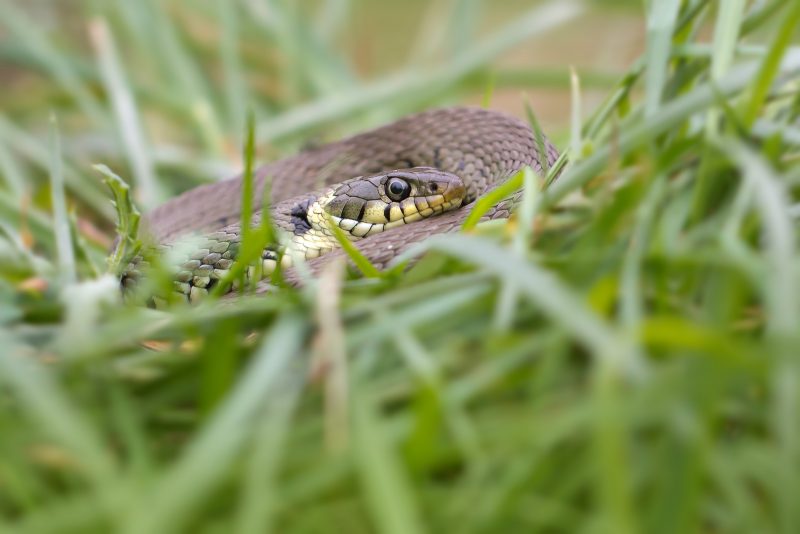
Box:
[1,1,800,533]
[0,0,635,215]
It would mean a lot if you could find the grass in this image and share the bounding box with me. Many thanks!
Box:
[1,0,799,532]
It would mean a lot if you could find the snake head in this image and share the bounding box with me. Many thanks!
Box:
[316,167,466,238]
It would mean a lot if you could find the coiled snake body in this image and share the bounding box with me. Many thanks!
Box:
[125,107,559,301]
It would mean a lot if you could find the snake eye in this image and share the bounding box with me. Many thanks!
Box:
[386,177,411,201]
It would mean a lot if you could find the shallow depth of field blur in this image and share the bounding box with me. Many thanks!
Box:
[1,1,800,533]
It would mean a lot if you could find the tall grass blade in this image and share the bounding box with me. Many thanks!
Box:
[741,1,800,127]
[643,0,681,116]
[48,114,76,284]
[89,18,161,209]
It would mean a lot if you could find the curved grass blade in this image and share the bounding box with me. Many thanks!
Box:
[462,168,524,231]
[325,214,381,278]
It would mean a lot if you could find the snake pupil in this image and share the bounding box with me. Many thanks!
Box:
[387,177,411,201]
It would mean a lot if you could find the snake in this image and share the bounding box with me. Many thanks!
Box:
[122,107,559,302]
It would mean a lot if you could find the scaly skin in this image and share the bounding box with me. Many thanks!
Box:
[128,107,559,298]
[123,168,466,301]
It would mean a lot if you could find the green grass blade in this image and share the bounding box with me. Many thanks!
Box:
[89,18,161,209]
[235,370,305,534]
[720,140,797,334]
[643,0,681,116]
[325,214,382,278]
[219,2,249,143]
[462,169,524,230]
[94,164,141,275]
[524,99,550,175]
[741,1,800,127]
[48,114,76,284]
[570,66,583,160]
[493,166,538,330]
[710,0,746,81]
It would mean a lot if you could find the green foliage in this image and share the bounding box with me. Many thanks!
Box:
[1,1,799,533]
[95,164,141,275]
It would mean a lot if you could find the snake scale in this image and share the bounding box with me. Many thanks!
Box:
[125,107,559,301]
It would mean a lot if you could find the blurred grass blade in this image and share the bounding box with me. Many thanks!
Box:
[239,114,257,245]
[741,1,800,127]
[242,0,354,95]
[720,140,797,334]
[481,72,495,108]
[49,114,76,284]
[710,0,746,81]
[257,0,584,142]
[0,140,26,197]
[235,370,305,534]
[348,285,488,347]
[124,314,306,534]
[570,66,583,160]
[593,359,636,534]
[618,174,666,328]
[643,0,680,116]
[705,0,746,137]
[398,234,633,369]
[219,2,249,146]
[524,99,550,175]
[89,18,161,209]
[545,54,800,207]
[494,166,538,330]
[512,167,538,255]
[311,259,349,452]
[353,386,425,534]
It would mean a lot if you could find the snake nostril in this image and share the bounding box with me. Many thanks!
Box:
[430,183,439,192]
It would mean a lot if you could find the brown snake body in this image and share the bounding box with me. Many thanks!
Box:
[130,107,559,298]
